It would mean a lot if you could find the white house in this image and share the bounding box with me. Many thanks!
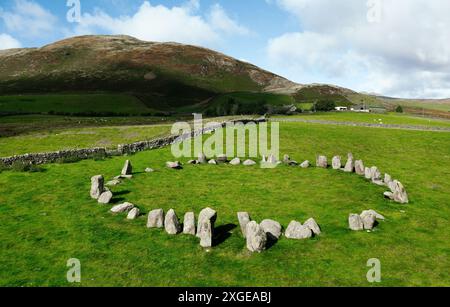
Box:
[335,106,348,111]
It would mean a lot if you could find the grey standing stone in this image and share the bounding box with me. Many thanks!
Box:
[304,218,321,236]
[365,167,372,179]
[267,154,278,164]
[349,214,364,231]
[355,160,365,175]
[165,209,181,235]
[344,153,354,173]
[237,212,251,238]
[361,209,385,221]
[285,221,313,239]
[111,202,134,213]
[391,180,409,204]
[243,159,257,166]
[361,213,376,230]
[183,212,196,235]
[217,154,228,163]
[127,208,140,220]
[121,160,132,176]
[98,191,113,204]
[332,156,342,170]
[229,158,241,166]
[316,156,328,168]
[198,153,207,164]
[90,175,105,199]
[208,159,218,165]
[197,208,217,248]
[246,221,267,252]
[370,166,381,181]
[300,160,310,168]
[384,174,392,186]
[166,161,182,169]
[147,209,164,228]
[260,219,282,240]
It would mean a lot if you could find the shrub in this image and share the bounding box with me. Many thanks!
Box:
[10,161,44,173]
[396,105,404,113]
[314,99,336,112]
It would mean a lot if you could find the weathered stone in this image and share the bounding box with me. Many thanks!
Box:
[111,202,134,213]
[166,161,182,169]
[349,214,364,231]
[361,209,385,221]
[208,159,218,165]
[267,154,278,164]
[147,209,164,228]
[283,154,291,163]
[372,179,385,186]
[370,166,381,181]
[183,212,196,235]
[261,155,267,163]
[332,156,342,170]
[344,153,354,173]
[243,159,257,166]
[121,160,132,176]
[260,219,282,240]
[285,221,313,239]
[365,167,372,179]
[304,218,321,236]
[197,208,217,248]
[355,160,365,175]
[198,153,207,164]
[145,168,154,173]
[229,158,241,166]
[384,174,392,186]
[300,160,310,168]
[90,175,105,199]
[316,156,328,168]
[361,214,376,230]
[127,207,140,220]
[106,179,121,186]
[217,154,228,163]
[98,191,113,204]
[246,221,267,252]
[391,180,409,204]
[165,209,181,235]
[237,212,251,238]
[384,191,394,200]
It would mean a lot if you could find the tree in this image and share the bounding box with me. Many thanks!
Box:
[395,105,404,113]
[315,99,336,112]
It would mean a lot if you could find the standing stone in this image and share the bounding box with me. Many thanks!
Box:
[165,209,181,235]
[349,214,364,231]
[246,221,267,253]
[198,153,207,164]
[121,160,132,176]
[355,160,365,175]
[332,156,342,170]
[183,212,196,235]
[111,202,134,213]
[304,218,321,236]
[243,159,257,166]
[365,167,372,180]
[384,174,392,186]
[98,191,113,204]
[166,161,182,169]
[229,158,241,166]
[197,208,217,248]
[127,208,140,220]
[283,155,291,164]
[147,209,164,228]
[208,159,218,165]
[391,180,409,204]
[300,161,310,168]
[361,209,385,221]
[237,212,251,238]
[260,219,282,240]
[344,153,354,173]
[361,213,376,230]
[370,166,381,181]
[285,221,313,239]
[217,154,228,163]
[90,175,105,199]
[267,154,278,164]
[316,156,328,168]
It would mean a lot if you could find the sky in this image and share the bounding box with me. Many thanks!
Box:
[0,0,450,99]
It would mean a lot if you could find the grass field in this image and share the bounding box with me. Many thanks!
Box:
[273,112,450,128]
[0,94,155,116]
[0,120,449,286]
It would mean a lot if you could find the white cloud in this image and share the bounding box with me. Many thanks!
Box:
[268,0,450,98]
[0,33,21,49]
[72,1,250,47]
[0,0,58,38]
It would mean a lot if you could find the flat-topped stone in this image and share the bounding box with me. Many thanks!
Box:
[111,202,134,213]
[285,221,312,239]
[147,209,164,228]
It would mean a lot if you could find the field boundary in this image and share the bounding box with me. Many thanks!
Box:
[0,117,266,166]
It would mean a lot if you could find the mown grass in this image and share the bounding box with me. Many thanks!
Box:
[0,121,448,286]
[272,112,450,128]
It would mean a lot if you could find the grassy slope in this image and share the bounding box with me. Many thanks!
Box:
[272,112,450,128]
[0,122,449,286]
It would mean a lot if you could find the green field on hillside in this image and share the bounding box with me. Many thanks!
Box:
[0,94,154,116]
[0,120,449,286]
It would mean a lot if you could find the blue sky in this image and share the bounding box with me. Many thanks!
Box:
[1,0,450,98]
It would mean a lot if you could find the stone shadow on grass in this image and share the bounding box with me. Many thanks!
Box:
[213,223,237,247]
[265,233,279,250]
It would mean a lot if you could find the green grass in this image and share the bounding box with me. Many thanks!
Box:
[273,112,450,128]
[0,122,449,286]
[0,94,154,115]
